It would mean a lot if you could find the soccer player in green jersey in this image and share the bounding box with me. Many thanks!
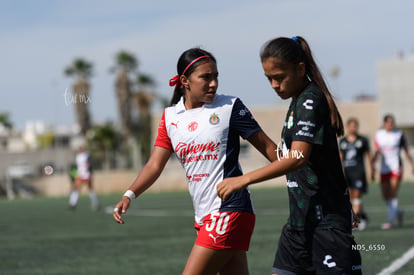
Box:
[218,36,362,274]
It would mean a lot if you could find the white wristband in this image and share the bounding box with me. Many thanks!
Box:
[123,190,136,201]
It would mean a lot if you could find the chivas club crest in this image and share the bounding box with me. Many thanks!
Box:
[209,113,220,125]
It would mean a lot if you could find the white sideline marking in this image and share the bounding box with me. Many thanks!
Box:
[377,246,414,275]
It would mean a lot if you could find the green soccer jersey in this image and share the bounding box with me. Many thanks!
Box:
[339,135,370,179]
[281,83,352,232]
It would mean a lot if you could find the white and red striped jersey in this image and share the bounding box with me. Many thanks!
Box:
[374,129,406,174]
[155,94,261,225]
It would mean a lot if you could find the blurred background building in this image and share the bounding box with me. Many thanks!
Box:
[2,53,414,198]
[376,53,414,144]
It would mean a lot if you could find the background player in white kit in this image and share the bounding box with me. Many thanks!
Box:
[113,48,278,274]
[373,114,414,229]
[68,146,99,210]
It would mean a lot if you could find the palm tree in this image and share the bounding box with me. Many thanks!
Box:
[110,51,137,148]
[64,58,93,136]
[0,112,13,149]
[134,73,156,164]
[87,122,119,170]
[135,73,155,115]
[0,113,13,129]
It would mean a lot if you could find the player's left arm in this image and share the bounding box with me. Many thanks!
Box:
[402,144,414,174]
[371,136,381,180]
[366,151,375,181]
[364,137,375,181]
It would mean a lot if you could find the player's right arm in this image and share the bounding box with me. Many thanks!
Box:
[113,146,171,224]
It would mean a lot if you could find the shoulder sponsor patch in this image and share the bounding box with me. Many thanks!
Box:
[302,99,314,110]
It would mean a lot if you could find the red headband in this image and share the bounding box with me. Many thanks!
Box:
[169,55,210,87]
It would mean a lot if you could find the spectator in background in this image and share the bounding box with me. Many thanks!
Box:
[373,114,414,229]
[68,146,99,211]
[339,118,374,231]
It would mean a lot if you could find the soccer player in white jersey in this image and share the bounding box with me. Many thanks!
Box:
[373,114,414,229]
[113,48,278,274]
[68,146,99,210]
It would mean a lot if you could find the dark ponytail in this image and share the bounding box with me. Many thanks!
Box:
[169,48,216,106]
[260,36,344,136]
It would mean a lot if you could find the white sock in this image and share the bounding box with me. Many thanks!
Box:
[69,190,79,207]
[387,198,399,223]
[89,191,99,209]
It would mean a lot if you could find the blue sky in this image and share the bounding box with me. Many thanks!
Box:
[1,0,413,131]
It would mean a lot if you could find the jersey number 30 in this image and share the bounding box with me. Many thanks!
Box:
[206,212,230,235]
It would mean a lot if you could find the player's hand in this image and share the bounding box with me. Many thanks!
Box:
[113,197,131,224]
[217,176,247,201]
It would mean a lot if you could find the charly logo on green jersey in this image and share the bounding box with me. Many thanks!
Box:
[302,99,314,110]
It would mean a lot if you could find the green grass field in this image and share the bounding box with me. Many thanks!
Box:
[1,181,414,274]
